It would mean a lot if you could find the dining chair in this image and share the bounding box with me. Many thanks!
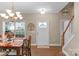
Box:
[22,38,28,56]
[22,35,31,56]
[27,35,31,56]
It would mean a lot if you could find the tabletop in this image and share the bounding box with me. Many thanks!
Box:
[0,39,23,48]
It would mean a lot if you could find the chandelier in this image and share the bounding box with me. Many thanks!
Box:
[0,2,23,20]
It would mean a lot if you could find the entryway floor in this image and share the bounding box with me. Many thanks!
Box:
[31,46,64,56]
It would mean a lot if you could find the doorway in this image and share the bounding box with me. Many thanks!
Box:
[36,19,49,48]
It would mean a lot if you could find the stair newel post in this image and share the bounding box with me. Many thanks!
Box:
[61,32,64,48]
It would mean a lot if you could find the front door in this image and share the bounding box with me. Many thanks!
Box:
[36,19,49,48]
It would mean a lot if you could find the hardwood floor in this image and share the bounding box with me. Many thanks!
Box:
[31,46,64,56]
[4,46,64,56]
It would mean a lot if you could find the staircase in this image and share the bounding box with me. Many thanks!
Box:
[61,16,75,56]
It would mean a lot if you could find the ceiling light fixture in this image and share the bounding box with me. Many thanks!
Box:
[40,8,46,14]
[0,2,23,20]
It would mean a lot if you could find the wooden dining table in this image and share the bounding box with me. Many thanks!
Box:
[0,39,23,56]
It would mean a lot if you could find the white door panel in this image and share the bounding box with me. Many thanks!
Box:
[36,19,49,46]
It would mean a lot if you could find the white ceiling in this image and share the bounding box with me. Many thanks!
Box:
[0,2,68,14]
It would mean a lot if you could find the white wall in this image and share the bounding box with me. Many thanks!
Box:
[0,13,60,45]
[67,2,79,50]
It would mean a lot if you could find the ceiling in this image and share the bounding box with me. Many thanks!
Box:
[0,2,68,14]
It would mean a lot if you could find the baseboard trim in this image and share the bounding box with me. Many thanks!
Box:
[62,49,69,56]
[31,44,37,46]
[31,44,61,46]
[37,45,49,48]
[49,44,61,46]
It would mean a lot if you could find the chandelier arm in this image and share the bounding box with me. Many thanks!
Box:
[0,1,23,20]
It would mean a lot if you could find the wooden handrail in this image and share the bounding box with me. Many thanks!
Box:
[61,16,74,47]
[64,16,74,34]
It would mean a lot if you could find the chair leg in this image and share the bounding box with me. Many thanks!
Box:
[22,49,28,56]
[22,48,23,55]
[28,49,31,56]
[27,52,31,56]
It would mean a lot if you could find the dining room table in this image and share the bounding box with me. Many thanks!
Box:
[0,38,23,56]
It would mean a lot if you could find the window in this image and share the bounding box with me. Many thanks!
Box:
[4,21,26,38]
[15,22,25,37]
[39,22,47,28]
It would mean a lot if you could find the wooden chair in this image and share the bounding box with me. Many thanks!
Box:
[22,38,28,56]
[22,35,31,56]
[27,35,31,56]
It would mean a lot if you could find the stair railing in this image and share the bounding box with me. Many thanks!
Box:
[61,16,74,48]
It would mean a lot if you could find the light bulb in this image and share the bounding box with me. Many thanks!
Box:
[41,11,45,14]
[0,13,6,17]
[19,17,23,20]
[9,13,14,17]
[6,9,12,13]
[40,8,46,14]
